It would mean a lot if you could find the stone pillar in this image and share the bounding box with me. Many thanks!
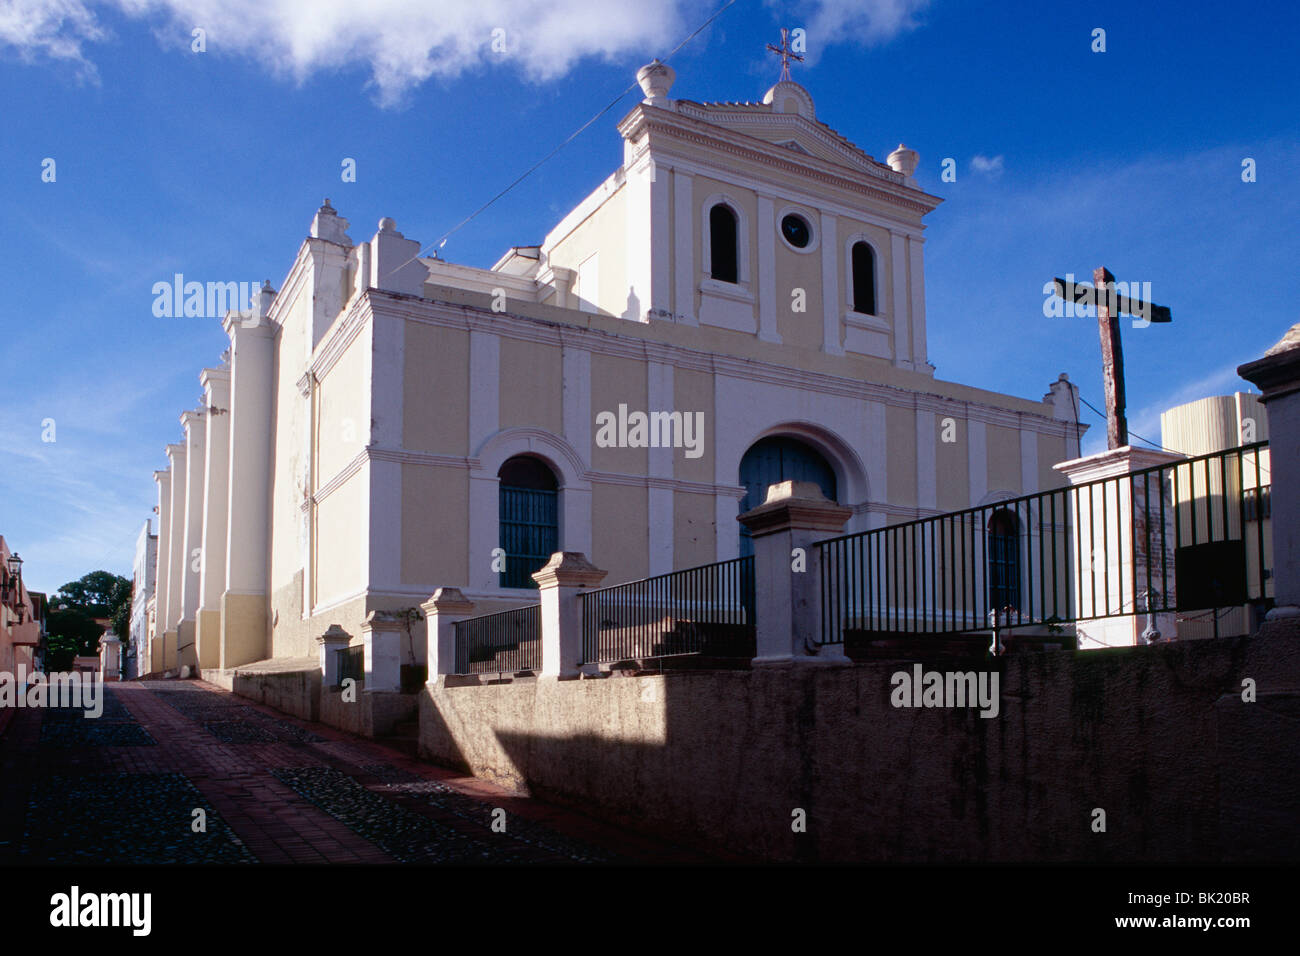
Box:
[163,442,186,670]
[532,552,608,678]
[1054,446,1184,648]
[99,635,121,682]
[177,409,206,670]
[152,469,171,663]
[197,367,231,670]
[361,611,405,692]
[420,588,475,680]
[317,625,352,687]
[738,480,852,664]
[221,292,275,668]
[1239,325,1300,631]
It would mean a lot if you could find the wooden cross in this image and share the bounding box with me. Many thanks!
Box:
[1051,267,1172,450]
[766,28,803,82]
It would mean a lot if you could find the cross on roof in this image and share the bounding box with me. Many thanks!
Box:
[766,28,804,82]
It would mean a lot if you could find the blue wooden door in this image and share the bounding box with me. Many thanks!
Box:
[738,437,838,556]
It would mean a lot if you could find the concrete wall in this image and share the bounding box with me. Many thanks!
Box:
[418,632,1300,863]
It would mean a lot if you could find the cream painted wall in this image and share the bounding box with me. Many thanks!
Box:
[591,481,649,582]
[270,284,313,598]
[401,463,469,587]
[937,420,971,512]
[590,353,648,473]
[317,328,368,480]
[314,466,365,606]
[673,490,717,566]
[499,338,562,432]
[672,368,714,484]
[886,405,917,508]
[547,186,629,318]
[986,424,1022,495]
[1038,432,1072,489]
[404,322,469,455]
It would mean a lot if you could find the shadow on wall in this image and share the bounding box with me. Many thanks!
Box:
[419,634,1300,863]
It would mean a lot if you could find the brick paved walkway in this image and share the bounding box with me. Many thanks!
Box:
[0,679,709,865]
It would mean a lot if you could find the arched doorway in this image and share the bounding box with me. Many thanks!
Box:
[738,436,838,556]
[498,456,559,589]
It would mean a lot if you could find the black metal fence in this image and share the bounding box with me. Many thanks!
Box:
[817,442,1271,645]
[336,645,364,687]
[580,556,755,665]
[453,603,542,675]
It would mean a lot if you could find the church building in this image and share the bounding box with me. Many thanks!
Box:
[146,59,1085,675]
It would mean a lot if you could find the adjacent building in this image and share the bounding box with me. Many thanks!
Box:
[0,536,39,675]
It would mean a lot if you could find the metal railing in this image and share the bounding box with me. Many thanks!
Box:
[336,645,364,687]
[817,442,1271,645]
[580,556,755,665]
[453,603,541,675]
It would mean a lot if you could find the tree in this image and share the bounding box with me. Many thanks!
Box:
[109,579,132,646]
[55,571,131,617]
[43,607,104,672]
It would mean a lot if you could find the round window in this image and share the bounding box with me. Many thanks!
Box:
[780,213,812,249]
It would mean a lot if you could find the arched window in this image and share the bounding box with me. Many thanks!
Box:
[709,203,739,284]
[987,509,1021,612]
[738,436,838,557]
[851,241,877,315]
[498,456,558,589]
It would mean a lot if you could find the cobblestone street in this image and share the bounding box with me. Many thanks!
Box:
[0,680,707,865]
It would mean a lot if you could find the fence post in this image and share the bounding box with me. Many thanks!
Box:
[532,552,607,678]
[1054,447,1184,648]
[420,588,475,679]
[361,611,404,692]
[317,624,351,686]
[1240,326,1300,631]
[738,480,852,664]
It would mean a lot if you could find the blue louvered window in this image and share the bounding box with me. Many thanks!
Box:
[498,457,559,589]
[988,509,1020,612]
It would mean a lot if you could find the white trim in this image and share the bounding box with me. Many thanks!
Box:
[756,195,781,343]
[890,231,911,369]
[469,331,500,451]
[916,410,937,511]
[908,236,929,371]
[968,420,988,507]
[672,168,697,324]
[820,212,841,355]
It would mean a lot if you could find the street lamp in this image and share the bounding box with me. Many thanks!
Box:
[3,553,19,606]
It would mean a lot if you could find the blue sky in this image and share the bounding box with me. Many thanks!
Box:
[2,0,1297,594]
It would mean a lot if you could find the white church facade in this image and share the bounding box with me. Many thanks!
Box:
[146,61,1085,675]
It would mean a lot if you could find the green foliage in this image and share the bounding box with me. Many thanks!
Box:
[43,609,103,672]
[43,632,82,674]
[54,570,131,617]
[109,579,133,646]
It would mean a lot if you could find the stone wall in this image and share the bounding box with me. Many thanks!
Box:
[418,633,1300,862]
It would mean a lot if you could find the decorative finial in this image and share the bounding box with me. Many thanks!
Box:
[766,28,804,82]
[636,59,675,104]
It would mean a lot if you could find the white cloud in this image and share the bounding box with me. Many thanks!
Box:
[799,0,929,50]
[970,154,1004,177]
[0,0,108,78]
[1,0,931,105]
[0,0,688,104]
